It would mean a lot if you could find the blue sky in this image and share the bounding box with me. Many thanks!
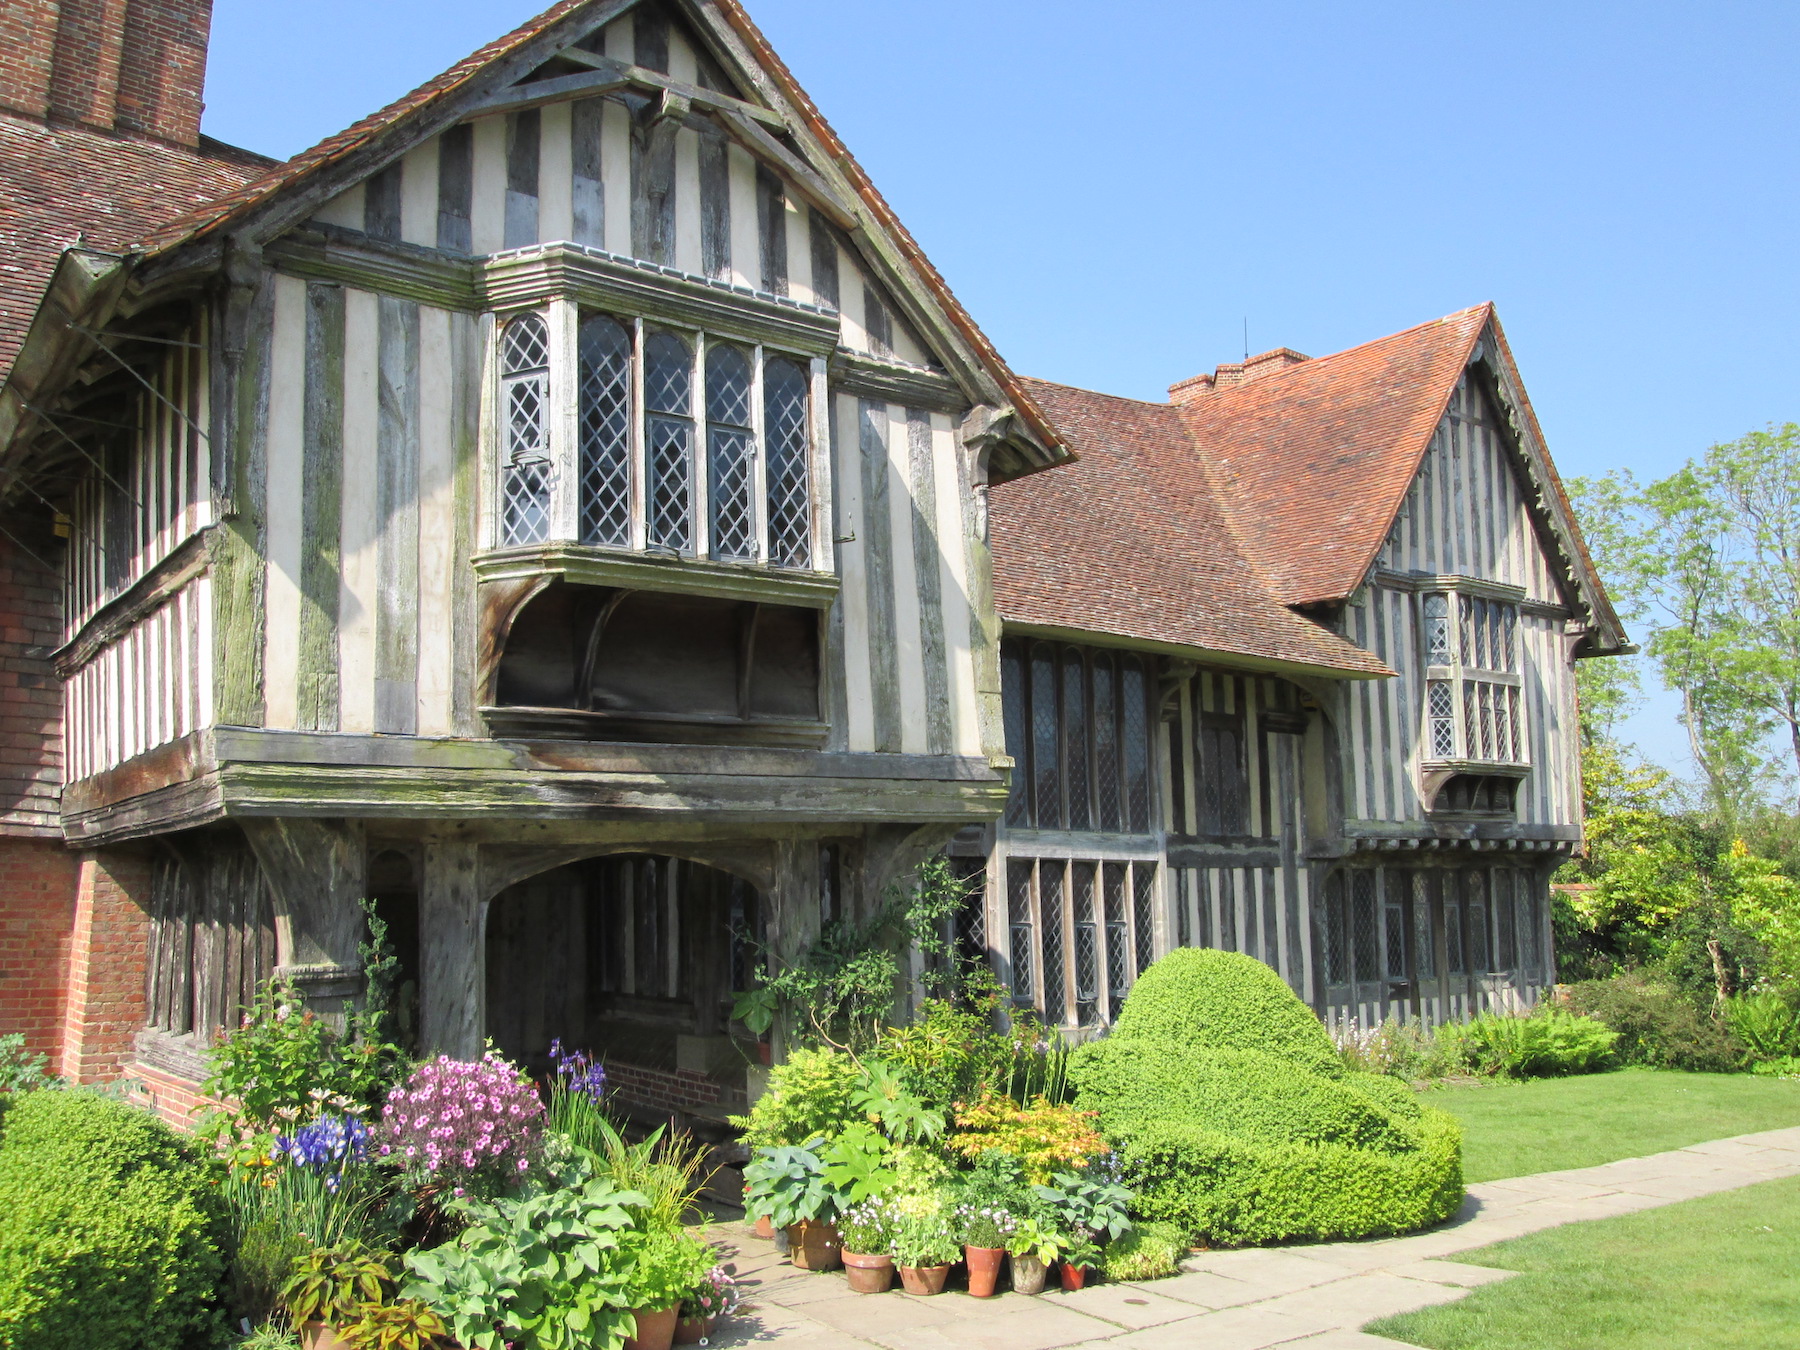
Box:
[204,0,1800,778]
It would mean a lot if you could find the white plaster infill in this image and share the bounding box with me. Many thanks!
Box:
[707,1125,1800,1349]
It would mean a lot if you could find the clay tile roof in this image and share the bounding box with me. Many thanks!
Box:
[1177,304,1490,606]
[0,112,267,381]
[990,377,1391,678]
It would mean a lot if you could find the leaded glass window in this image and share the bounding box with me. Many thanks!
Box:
[1007,861,1034,1007]
[1040,864,1066,1025]
[1073,862,1098,1024]
[500,313,552,545]
[1131,864,1156,997]
[1422,590,1526,765]
[1352,870,1379,981]
[1424,592,1451,662]
[577,314,632,546]
[763,357,811,568]
[644,327,693,552]
[1467,869,1491,972]
[1413,872,1436,979]
[705,342,754,561]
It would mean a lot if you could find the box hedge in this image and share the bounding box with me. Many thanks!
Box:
[1073,950,1463,1245]
[0,1088,225,1350]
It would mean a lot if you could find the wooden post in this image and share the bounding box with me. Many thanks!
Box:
[241,817,367,1022]
[762,838,819,1062]
[420,839,484,1059]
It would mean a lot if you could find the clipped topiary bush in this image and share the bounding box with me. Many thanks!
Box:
[0,1088,225,1350]
[1074,950,1463,1246]
[1110,947,1344,1077]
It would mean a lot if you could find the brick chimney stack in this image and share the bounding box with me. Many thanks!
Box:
[0,0,213,147]
[1169,348,1312,405]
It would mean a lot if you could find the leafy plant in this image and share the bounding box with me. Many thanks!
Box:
[0,1032,60,1092]
[543,1040,609,1150]
[1032,1164,1134,1246]
[952,1151,1029,1247]
[237,1321,302,1350]
[1562,972,1747,1071]
[281,1244,396,1327]
[620,1229,715,1313]
[888,1210,961,1268]
[1438,1008,1619,1078]
[680,1264,740,1321]
[1332,1018,1460,1081]
[222,1157,394,1323]
[947,1089,1109,1183]
[851,1060,945,1143]
[402,1167,647,1350]
[202,979,399,1163]
[819,1123,897,1208]
[339,1299,448,1350]
[1006,1213,1068,1266]
[729,1047,861,1150]
[1725,991,1800,1060]
[0,1088,226,1350]
[741,1142,832,1228]
[549,1114,710,1232]
[836,1197,902,1256]
[1100,1222,1184,1281]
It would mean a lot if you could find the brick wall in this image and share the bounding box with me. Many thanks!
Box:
[60,847,151,1083]
[0,837,78,1063]
[133,1055,217,1131]
[605,1059,725,1115]
[0,526,64,837]
[0,0,211,145]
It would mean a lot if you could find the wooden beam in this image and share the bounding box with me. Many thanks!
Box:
[474,67,632,117]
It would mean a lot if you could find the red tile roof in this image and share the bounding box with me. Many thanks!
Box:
[1176,305,1489,606]
[990,377,1391,677]
[0,112,266,381]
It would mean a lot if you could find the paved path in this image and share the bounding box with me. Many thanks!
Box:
[704,1125,1800,1350]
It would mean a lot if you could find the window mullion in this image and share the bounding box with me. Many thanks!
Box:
[809,355,831,573]
[629,317,646,551]
[750,344,769,564]
[690,331,708,557]
[547,298,579,542]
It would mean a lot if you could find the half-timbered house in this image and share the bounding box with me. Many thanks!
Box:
[0,0,1625,1123]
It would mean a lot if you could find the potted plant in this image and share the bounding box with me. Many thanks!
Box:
[836,1198,901,1294]
[890,1211,960,1295]
[282,1244,396,1350]
[1032,1165,1134,1292]
[1005,1214,1066,1296]
[623,1230,718,1350]
[675,1264,739,1343]
[1057,1235,1104,1291]
[954,1201,1017,1298]
[743,1141,841,1271]
[338,1299,449,1350]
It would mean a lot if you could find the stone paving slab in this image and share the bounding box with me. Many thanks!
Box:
[713,1124,1800,1349]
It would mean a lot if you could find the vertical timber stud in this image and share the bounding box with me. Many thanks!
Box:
[298,283,345,731]
[858,401,900,752]
[376,296,421,733]
[764,839,821,1063]
[241,818,367,1023]
[420,839,484,1059]
[212,250,272,726]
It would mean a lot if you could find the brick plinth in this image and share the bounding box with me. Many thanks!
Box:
[60,848,152,1083]
[0,836,79,1064]
[605,1059,725,1114]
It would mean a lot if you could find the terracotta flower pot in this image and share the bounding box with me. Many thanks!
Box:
[964,1245,1005,1298]
[897,1263,951,1295]
[672,1314,714,1344]
[627,1304,680,1350]
[1010,1253,1049,1295]
[753,1213,775,1240]
[300,1323,352,1350]
[1058,1262,1092,1292]
[842,1249,895,1294]
[787,1220,843,1271]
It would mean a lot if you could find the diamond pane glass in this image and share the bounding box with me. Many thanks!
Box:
[1073,862,1097,1023]
[501,458,552,545]
[1093,653,1120,831]
[763,358,810,569]
[1061,649,1090,830]
[502,312,549,375]
[1384,900,1406,980]
[1001,641,1030,826]
[500,314,552,547]
[647,416,692,551]
[1428,680,1457,758]
[1495,871,1517,969]
[951,858,987,966]
[1459,595,1477,666]
[706,342,752,427]
[1446,897,1465,975]
[1413,873,1436,978]
[1463,682,1479,760]
[1502,604,1517,670]
[1132,863,1156,979]
[1351,871,1378,983]
[1467,870,1491,971]
[1040,864,1066,1025]
[1030,646,1061,828]
[709,427,754,560]
[643,329,692,414]
[1007,861,1034,1006]
[1324,875,1347,984]
[1509,686,1523,762]
[1519,876,1542,974]
[578,315,632,546]
[1424,593,1451,662]
[1122,656,1151,830]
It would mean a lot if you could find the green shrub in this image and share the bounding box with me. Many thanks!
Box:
[1099,1221,1185,1281]
[1438,1008,1618,1078]
[1073,950,1463,1246]
[729,1047,860,1149]
[0,1088,225,1350]
[0,1034,60,1093]
[1111,948,1342,1077]
[1724,992,1800,1061]
[1561,973,1745,1072]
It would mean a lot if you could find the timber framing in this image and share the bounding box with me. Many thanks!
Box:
[472,543,841,606]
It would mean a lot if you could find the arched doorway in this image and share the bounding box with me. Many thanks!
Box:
[484,854,764,1117]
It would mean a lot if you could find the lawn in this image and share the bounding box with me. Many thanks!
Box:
[1422,1069,1800,1183]
[1366,1173,1800,1350]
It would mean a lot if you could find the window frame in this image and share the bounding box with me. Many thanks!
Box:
[1418,586,1528,768]
[486,301,825,573]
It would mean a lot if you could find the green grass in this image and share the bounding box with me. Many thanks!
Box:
[1421,1069,1800,1182]
[1366,1174,1800,1350]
